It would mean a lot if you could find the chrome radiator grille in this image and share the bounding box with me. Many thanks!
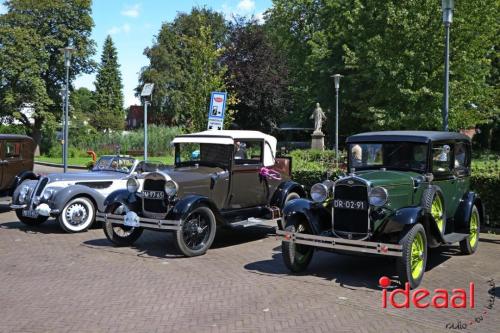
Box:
[332,178,369,240]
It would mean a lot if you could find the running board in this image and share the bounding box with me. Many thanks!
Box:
[229,217,280,228]
[443,232,469,244]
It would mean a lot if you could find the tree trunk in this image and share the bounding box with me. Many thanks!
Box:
[31,119,43,157]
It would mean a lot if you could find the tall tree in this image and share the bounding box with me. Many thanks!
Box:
[223,19,290,131]
[0,0,95,152]
[92,35,124,131]
[138,7,228,131]
[267,0,498,135]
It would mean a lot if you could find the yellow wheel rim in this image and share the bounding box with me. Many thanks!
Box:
[469,210,479,248]
[411,232,425,279]
[431,195,444,233]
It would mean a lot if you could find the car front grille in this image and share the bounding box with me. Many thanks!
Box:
[332,178,369,240]
[27,177,48,208]
[142,179,169,215]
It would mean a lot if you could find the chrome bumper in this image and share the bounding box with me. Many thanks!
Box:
[96,212,181,231]
[276,229,403,257]
[10,204,27,209]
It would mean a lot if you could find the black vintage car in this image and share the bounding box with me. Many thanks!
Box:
[96,130,305,257]
[277,131,484,288]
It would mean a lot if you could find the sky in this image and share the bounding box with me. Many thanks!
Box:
[72,0,273,108]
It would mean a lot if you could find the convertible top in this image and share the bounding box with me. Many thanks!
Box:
[346,131,470,144]
[172,130,277,166]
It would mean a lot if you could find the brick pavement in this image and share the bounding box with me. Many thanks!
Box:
[0,209,499,333]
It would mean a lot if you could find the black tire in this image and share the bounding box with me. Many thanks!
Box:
[57,197,96,233]
[282,220,314,273]
[175,206,216,257]
[15,210,48,226]
[396,223,428,289]
[278,192,301,230]
[422,186,446,235]
[103,204,144,246]
[459,205,480,255]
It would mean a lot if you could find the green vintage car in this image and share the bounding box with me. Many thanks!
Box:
[277,131,484,288]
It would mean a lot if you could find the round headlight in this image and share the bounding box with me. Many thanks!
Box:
[127,178,139,193]
[19,186,29,203]
[310,183,329,203]
[165,180,178,197]
[42,189,54,201]
[369,186,388,207]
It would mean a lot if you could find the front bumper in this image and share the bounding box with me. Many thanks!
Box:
[10,203,60,216]
[96,212,181,231]
[276,229,403,257]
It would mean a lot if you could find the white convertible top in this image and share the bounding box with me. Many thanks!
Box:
[172,130,277,166]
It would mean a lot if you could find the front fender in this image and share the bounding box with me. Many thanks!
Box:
[168,195,223,224]
[51,185,106,212]
[270,181,307,208]
[102,189,141,212]
[282,198,330,234]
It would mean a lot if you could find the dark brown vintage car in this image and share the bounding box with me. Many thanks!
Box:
[0,134,36,196]
[96,130,306,257]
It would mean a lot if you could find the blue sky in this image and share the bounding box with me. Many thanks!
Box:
[72,0,273,107]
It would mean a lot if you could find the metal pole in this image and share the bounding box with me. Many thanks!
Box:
[442,22,450,131]
[63,61,70,172]
[335,88,339,165]
[144,101,148,161]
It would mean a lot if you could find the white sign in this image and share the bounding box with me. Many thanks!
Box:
[141,83,154,97]
[207,92,227,130]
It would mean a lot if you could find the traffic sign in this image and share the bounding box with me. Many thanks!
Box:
[207,92,227,130]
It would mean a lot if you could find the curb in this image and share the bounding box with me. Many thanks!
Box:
[34,161,88,170]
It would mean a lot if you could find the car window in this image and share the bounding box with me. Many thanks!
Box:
[454,142,469,176]
[5,142,21,159]
[432,144,452,173]
[175,143,232,169]
[234,140,262,165]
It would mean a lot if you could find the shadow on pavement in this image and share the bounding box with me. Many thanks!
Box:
[0,219,69,234]
[82,226,271,259]
[245,243,454,291]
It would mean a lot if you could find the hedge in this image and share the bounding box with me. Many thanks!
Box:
[289,150,499,226]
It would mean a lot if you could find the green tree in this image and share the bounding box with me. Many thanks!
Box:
[138,7,228,131]
[92,35,124,131]
[267,0,498,134]
[223,19,290,131]
[0,0,95,152]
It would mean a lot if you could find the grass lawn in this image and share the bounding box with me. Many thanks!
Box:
[36,155,175,167]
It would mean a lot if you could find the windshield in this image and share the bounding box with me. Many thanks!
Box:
[349,142,428,172]
[92,156,135,173]
[175,143,232,169]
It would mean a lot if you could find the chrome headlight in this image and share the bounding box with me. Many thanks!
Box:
[127,178,140,193]
[42,189,55,201]
[369,186,388,207]
[310,183,329,203]
[19,185,29,203]
[165,180,178,197]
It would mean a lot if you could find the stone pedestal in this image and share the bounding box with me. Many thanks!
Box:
[311,131,325,150]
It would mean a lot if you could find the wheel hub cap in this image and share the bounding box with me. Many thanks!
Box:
[66,204,87,225]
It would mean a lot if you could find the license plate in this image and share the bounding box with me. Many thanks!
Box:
[143,190,165,200]
[22,210,38,218]
[333,199,367,210]
[124,211,140,227]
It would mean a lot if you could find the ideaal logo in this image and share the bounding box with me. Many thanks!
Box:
[378,276,496,330]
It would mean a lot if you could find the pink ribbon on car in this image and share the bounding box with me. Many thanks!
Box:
[259,167,282,181]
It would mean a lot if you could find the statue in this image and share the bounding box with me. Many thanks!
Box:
[310,102,326,134]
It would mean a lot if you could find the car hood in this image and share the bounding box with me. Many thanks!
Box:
[45,171,126,183]
[354,170,420,187]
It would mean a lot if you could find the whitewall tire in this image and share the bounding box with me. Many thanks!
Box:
[58,197,96,233]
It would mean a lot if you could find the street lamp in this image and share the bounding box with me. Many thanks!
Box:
[141,83,154,161]
[331,74,343,165]
[59,39,75,172]
[441,0,454,131]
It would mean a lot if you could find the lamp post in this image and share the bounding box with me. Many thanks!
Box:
[140,83,154,161]
[331,74,343,165]
[441,0,454,131]
[59,40,75,172]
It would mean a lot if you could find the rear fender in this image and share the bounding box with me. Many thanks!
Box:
[282,198,330,234]
[270,181,307,208]
[454,192,484,231]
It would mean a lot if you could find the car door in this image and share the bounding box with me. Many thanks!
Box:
[1,141,25,192]
[226,140,267,209]
[431,142,460,219]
